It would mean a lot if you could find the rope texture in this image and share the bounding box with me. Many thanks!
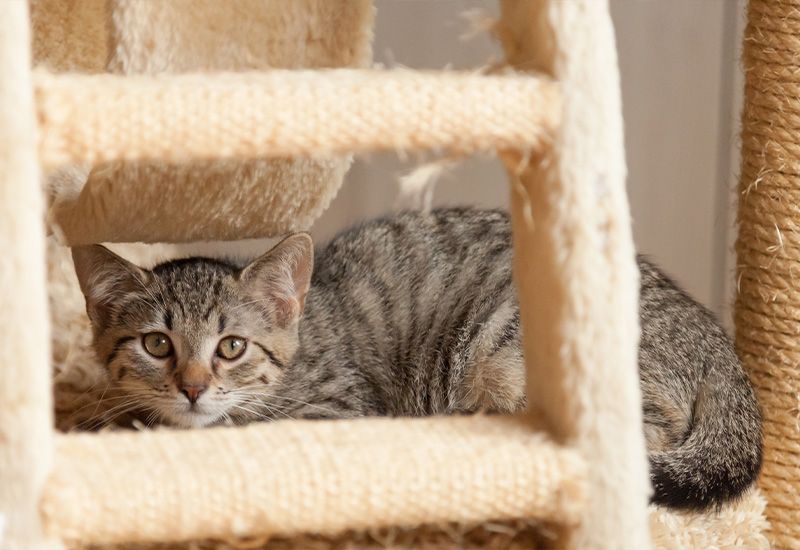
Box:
[737,0,800,546]
[41,415,585,546]
[35,69,560,166]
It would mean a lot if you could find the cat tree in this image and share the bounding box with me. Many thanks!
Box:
[0,0,777,548]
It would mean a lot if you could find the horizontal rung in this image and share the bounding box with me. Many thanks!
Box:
[35,69,560,166]
[42,415,584,546]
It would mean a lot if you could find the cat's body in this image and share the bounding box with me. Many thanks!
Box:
[285,208,524,420]
[73,208,762,511]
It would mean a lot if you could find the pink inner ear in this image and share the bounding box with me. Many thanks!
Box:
[273,295,301,328]
[241,234,313,328]
[291,251,313,310]
[72,245,151,331]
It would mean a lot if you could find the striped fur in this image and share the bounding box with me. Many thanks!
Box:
[73,207,761,510]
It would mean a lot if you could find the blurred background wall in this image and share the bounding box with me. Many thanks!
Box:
[311,0,747,326]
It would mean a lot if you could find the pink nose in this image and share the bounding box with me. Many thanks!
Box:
[180,384,207,404]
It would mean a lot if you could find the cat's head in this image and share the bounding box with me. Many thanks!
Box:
[71,235,313,429]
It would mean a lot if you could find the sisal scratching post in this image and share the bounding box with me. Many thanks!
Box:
[42,416,584,546]
[498,1,651,548]
[0,2,58,548]
[736,0,800,546]
[34,71,560,168]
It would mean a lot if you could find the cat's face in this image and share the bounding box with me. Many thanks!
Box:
[71,235,313,429]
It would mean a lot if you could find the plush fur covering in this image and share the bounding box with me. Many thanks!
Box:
[0,4,57,548]
[31,0,374,245]
[498,1,652,546]
[56,495,771,549]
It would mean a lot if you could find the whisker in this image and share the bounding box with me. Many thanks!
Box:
[145,408,164,427]
[238,396,294,420]
[63,393,143,418]
[87,380,113,425]
[219,411,234,427]
[73,401,143,431]
[230,403,267,420]
[258,393,339,415]
[224,384,339,417]
[56,375,110,401]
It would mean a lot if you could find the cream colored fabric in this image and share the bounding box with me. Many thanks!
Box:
[32,0,374,245]
[30,0,108,74]
[67,493,773,549]
[42,416,585,546]
[497,1,651,548]
[53,158,348,246]
[0,3,58,549]
[36,70,560,167]
[649,491,769,550]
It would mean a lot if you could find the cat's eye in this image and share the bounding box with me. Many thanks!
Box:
[142,332,173,358]
[217,336,247,360]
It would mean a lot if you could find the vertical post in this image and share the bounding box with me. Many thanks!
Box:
[498,1,651,548]
[0,1,57,548]
[736,0,800,546]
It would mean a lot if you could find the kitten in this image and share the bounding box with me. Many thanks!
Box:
[72,208,762,510]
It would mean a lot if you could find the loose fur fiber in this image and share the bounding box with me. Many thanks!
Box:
[67,496,772,550]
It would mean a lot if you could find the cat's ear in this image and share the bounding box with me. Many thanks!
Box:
[71,245,150,330]
[239,233,314,328]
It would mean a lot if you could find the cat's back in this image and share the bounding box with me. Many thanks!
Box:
[309,207,514,335]
[302,208,520,414]
[312,207,512,288]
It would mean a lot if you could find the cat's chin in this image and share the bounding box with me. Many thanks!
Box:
[161,409,225,429]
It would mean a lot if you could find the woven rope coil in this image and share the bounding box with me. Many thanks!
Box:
[41,415,585,546]
[737,0,800,546]
[35,69,560,167]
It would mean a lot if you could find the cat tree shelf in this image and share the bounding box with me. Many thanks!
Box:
[42,415,585,546]
[35,70,560,166]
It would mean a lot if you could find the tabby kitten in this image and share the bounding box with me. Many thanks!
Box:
[72,208,762,510]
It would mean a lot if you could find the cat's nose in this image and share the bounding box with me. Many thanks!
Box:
[180,384,208,404]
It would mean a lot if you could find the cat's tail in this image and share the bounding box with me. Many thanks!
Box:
[648,366,763,510]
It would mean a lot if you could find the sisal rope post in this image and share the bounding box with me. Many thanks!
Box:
[497,1,651,547]
[0,1,58,548]
[736,0,800,546]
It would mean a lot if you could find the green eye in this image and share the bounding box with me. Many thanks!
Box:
[142,332,173,358]
[217,336,247,360]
